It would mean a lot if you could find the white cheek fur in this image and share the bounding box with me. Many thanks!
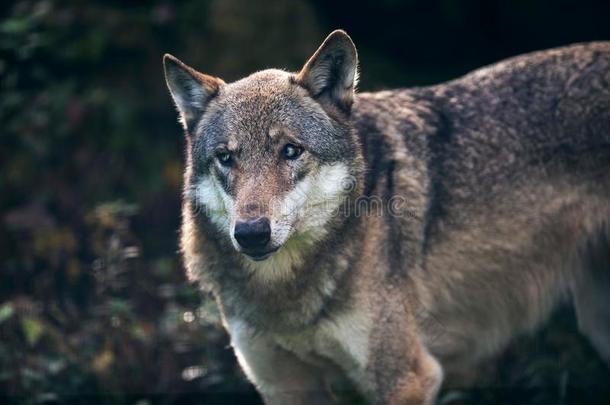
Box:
[193,176,235,234]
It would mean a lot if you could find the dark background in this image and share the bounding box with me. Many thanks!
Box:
[1,0,610,404]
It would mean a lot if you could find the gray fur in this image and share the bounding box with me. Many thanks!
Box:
[164,30,610,404]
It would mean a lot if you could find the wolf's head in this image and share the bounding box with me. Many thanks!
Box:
[164,30,363,278]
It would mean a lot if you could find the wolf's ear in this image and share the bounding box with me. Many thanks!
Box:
[163,54,224,134]
[296,30,358,113]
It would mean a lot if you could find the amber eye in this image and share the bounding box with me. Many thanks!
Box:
[216,151,232,166]
[283,143,303,160]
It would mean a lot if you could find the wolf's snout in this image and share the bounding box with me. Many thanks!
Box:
[234,217,271,251]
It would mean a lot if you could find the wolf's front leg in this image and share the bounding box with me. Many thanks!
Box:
[226,318,335,405]
[370,349,442,405]
[365,300,444,405]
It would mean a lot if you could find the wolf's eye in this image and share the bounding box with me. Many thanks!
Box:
[216,151,232,166]
[283,143,303,160]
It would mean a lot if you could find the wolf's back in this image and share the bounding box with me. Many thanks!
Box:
[352,41,610,238]
[432,41,610,201]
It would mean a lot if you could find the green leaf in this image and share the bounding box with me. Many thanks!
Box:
[21,317,44,346]
[0,18,32,35]
[0,302,14,324]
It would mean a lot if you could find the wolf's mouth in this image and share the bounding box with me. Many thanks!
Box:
[242,246,280,261]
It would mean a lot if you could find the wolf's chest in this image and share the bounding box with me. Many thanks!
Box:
[272,306,372,382]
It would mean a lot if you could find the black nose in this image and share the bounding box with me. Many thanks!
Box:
[234,217,271,250]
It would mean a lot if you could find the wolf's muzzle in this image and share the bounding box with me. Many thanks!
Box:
[234,217,271,252]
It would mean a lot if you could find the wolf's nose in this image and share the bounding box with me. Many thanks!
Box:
[234,217,271,250]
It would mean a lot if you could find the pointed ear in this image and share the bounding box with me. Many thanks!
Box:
[163,54,224,134]
[296,30,358,113]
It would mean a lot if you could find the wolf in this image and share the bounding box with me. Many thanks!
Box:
[163,30,610,404]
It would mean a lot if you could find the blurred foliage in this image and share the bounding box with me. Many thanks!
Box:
[1,0,609,404]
